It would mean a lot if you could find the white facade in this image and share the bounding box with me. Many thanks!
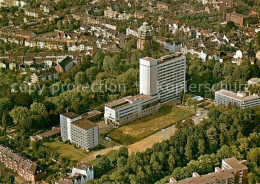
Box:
[60,113,81,141]
[157,55,186,103]
[105,94,160,126]
[215,90,260,109]
[140,58,158,96]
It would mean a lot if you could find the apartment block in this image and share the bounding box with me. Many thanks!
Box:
[104,53,186,126]
[215,89,260,109]
[0,145,45,183]
[168,157,248,184]
[140,53,186,103]
[60,112,99,150]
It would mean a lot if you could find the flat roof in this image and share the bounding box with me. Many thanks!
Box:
[72,119,97,130]
[248,78,260,84]
[105,94,153,109]
[81,110,102,119]
[157,53,184,64]
[223,157,248,171]
[61,112,80,119]
[105,96,131,109]
[174,170,234,184]
[37,127,60,138]
[216,89,259,101]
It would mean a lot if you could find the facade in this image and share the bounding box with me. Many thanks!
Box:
[169,157,247,184]
[70,119,99,150]
[140,53,186,103]
[137,22,153,50]
[0,145,45,183]
[215,89,260,109]
[56,162,94,184]
[104,94,161,126]
[60,112,99,150]
[104,53,186,126]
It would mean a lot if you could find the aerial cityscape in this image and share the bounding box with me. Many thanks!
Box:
[0,0,259,183]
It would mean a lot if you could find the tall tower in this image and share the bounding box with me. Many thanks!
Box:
[137,22,153,50]
[139,57,158,96]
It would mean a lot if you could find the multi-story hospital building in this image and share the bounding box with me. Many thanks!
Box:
[105,53,186,126]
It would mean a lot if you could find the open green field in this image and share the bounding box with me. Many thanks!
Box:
[89,150,118,166]
[44,139,88,162]
[109,105,194,145]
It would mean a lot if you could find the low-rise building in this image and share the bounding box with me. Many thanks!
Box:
[104,94,161,127]
[0,145,45,183]
[60,112,99,150]
[215,89,260,109]
[30,127,61,141]
[168,157,248,184]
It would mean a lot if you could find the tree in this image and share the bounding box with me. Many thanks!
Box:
[226,21,237,32]
[182,93,186,105]
[118,146,128,158]
[198,139,205,155]
[179,89,184,104]
[168,154,175,171]
[185,139,193,160]
[2,112,7,135]
[187,97,192,108]
[192,99,198,113]
[0,98,12,112]
[208,108,221,119]
[247,172,258,184]
[93,52,104,68]
[30,102,46,115]
[117,157,127,168]
[75,71,87,84]
[9,106,31,125]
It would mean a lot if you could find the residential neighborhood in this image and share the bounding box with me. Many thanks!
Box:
[0,0,259,183]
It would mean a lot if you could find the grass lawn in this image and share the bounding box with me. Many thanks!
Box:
[89,150,118,166]
[44,139,88,162]
[109,105,194,145]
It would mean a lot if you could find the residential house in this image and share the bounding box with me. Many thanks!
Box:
[56,162,94,184]
[0,145,45,183]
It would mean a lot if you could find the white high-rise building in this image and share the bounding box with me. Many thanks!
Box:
[140,53,186,103]
[104,53,186,126]
[60,112,99,150]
